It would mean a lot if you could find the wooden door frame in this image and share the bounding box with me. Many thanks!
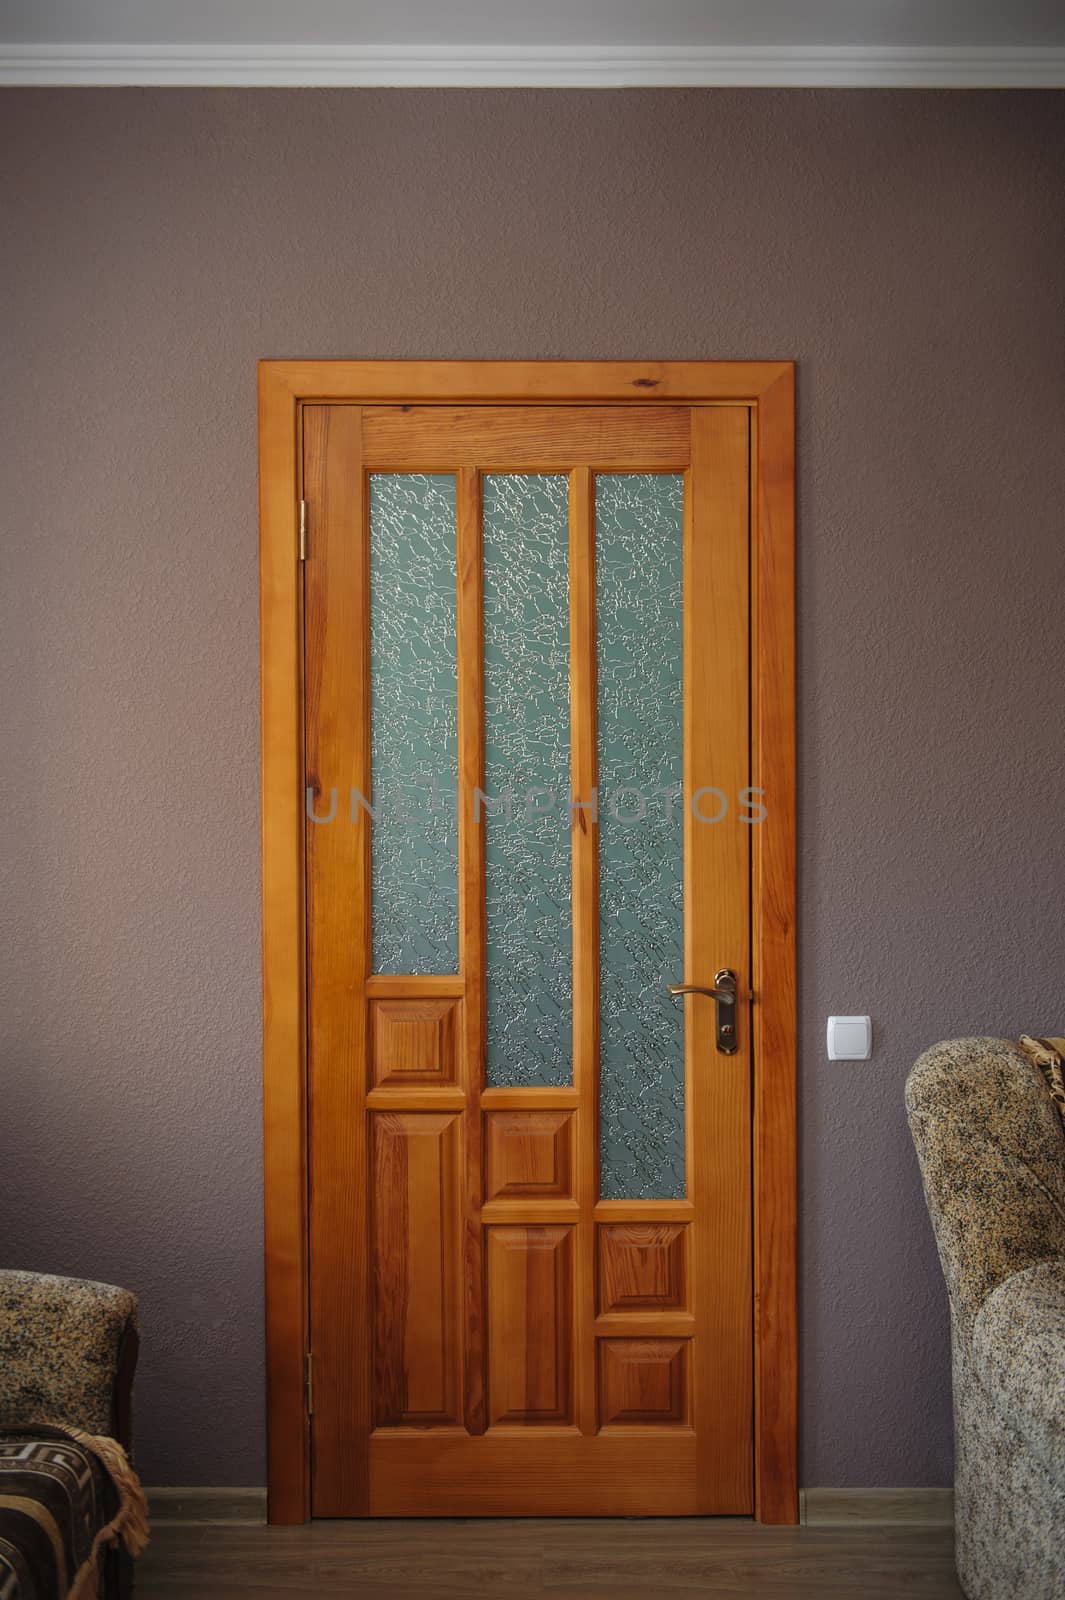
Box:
[258,360,796,1525]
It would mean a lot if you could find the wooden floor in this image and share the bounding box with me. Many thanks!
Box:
[137,1518,964,1599]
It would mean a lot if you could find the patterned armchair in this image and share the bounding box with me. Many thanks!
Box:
[906,1037,1065,1600]
[0,1271,141,1599]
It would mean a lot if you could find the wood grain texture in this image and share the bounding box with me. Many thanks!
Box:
[685,406,754,1514]
[366,974,465,999]
[258,366,309,1524]
[366,1087,466,1111]
[485,1110,574,1200]
[363,406,689,468]
[751,366,798,1524]
[568,465,600,1441]
[262,359,792,404]
[303,404,371,1516]
[369,1432,699,1517]
[598,1224,688,1313]
[481,1087,580,1110]
[486,1226,574,1426]
[372,1111,462,1427]
[597,1339,690,1428]
[594,1313,695,1339]
[456,464,488,1437]
[593,1200,695,1222]
[138,1518,965,1597]
[481,1199,581,1224]
[371,999,458,1087]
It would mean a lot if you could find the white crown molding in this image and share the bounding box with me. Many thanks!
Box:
[0,43,1064,88]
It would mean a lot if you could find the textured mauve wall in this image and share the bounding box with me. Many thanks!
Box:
[1,88,1063,1488]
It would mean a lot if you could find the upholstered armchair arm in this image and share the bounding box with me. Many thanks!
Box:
[906,1037,1065,1340]
[972,1259,1065,1477]
[0,1270,138,1438]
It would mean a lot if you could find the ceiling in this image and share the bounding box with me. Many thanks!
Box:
[3,0,1065,84]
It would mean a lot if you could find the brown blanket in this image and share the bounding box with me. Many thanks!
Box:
[0,1423,148,1600]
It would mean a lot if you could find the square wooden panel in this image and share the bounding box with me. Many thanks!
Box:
[370,999,458,1088]
[598,1339,690,1429]
[598,1223,688,1314]
[485,1110,574,1201]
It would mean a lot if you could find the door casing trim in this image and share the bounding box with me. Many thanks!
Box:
[258,360,796,1524]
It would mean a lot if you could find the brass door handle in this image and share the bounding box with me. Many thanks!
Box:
[667,970,739,1055]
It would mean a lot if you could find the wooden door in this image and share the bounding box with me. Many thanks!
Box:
[304,400,753,1516]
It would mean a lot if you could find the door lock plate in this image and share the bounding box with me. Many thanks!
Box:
[667,969,739,1054]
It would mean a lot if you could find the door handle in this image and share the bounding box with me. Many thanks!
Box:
[667,969,739,1055]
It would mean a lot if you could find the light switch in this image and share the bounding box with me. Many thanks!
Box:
[827,1015,872,1060]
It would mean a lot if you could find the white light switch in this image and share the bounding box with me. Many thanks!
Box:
[827,1015,872,1060]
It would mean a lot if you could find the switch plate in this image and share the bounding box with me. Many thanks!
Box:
[827,1015,872,1060]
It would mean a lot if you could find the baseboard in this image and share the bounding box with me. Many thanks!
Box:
[146,1484,952,1527]
[801,1488,954,1527]
[147,1487,267,1524]
[3,44,1065,88]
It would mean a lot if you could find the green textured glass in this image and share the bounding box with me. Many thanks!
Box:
[483,474,572,1086]
[597,474,686,1199]
[369,473,459,975]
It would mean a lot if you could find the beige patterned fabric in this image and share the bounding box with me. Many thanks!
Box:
[0,1272,138,1436]
[907,1037,1065,1600]
[972,1261,1065,1478]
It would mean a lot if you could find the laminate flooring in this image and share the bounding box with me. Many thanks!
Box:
[137,1516,964,1599]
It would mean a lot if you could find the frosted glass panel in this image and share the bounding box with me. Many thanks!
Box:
[483,475,572,1086]
[369,473,459,974]
[597,474,686,1199]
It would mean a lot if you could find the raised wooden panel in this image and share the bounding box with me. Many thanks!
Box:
[368,1431,699,1515]
[372,1112,462,1428]
[370,999,458,1088]
[598,1224,688,1314]
[487,1226,574,1426]
[485,1110,574,1200]
[598,1340,690,1429]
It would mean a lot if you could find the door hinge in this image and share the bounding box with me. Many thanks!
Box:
[298,499,308,562]
[305,1352,313,1416]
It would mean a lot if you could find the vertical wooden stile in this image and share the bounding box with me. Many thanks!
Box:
[456,466,488,1435]
[259,367,310,1524]
[685,408,753,1511]
[569,467,600,1437]
[304,405,372,1515]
